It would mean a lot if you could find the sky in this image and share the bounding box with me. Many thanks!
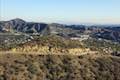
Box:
[0,0,120,24]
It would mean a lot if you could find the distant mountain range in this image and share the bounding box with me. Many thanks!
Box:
[0,18,120,42]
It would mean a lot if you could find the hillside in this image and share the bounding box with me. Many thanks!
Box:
[0,53,120,80]
[6,35,92,55]
[0,34,119,56]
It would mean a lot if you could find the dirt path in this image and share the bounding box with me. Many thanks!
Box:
[0,51,98,56]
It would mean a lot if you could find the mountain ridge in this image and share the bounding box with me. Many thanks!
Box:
[0,18,120,42]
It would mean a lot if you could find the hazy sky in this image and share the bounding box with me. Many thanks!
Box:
[0,0,120,24]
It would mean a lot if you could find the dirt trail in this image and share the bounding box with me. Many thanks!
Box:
[0,51,98,56]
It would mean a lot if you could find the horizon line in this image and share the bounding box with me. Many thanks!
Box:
[0,18,120,25]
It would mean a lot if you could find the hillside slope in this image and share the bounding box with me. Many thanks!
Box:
[0,54,120,80]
